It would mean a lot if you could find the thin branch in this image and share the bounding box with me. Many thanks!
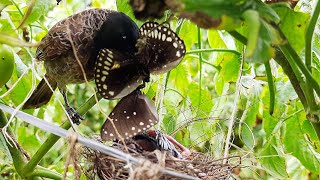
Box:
[223,47,244,162]
[264,62,275,115]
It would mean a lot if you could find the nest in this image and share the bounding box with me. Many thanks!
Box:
[80,137,240,180]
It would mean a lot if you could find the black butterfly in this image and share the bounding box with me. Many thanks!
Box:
[101,89,158,141]
[94,22,186,100]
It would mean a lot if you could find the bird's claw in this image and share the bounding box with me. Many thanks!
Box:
[66,106,84,125]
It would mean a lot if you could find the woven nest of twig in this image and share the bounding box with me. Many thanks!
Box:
[80,137,240,180]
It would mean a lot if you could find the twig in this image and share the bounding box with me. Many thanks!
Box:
[223,47,244,162]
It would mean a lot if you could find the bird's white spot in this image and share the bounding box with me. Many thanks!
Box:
[125,132,128,136]
[131,127,135,130]
[108,53,113,59]
[179,40,183,44]
[104,66,110,70]
[149,119,153,122]
[101,53,105,57]
[99,57,103,61]
[147,23,150,27]
[139,122,144,126]
[106,49,112,54]
[96,79,100,83]
[102,49,106,53]
[163,27,167,31]
[110,133,114,137]
[173,42,178,48]
[96,69,100,72]
[97,83,101,87]
[176,51,181,57]
[168,31,171,35]
[147,125,150,128]
[138,129,141,132]
[101,76,106,82]
[102,92,106,96]
[104,131,107,134]
[115,119,118,121]
[98,63,103,66]
[124,111,127,113]
[158,32,162,40]
[96,74,100,78]
[133,112,136,115]
[103,85,108,90]
[150,123,154,126]
[166,37,172,42]
[108,91,114,96]
[143,128,146,130]
[111,113,114,116]
[126,116,130,119]
[144,30,147,34]
[133,133,137,136]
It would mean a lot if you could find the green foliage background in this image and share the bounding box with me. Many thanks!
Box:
[0,0,320,179]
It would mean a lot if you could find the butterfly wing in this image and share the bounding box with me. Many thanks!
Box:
[95,48,148,99]
[136,22,186,74]
[101,90,159,141]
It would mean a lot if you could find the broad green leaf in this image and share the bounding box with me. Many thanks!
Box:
[179,20,197,50]
[208,30,227,49]
[284,114,320,173]
[0,0,11,14]
[8,54,32,105]
[219,54,240,82]
[240,95,259,149]
[168,63,189,94]
[20,0,54,28]
[17,127,41,156]
[263,111,279,139]
[273,6,310,53]
[214,73,224,96]
[188,82,213,118]
[259,137,288,178]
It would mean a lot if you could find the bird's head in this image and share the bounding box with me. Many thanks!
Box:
[95,12,139,54]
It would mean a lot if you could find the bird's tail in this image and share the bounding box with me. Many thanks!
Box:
[23,76,57,109]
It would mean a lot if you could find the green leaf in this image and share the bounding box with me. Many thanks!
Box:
[259,137,288,178]
[208,30,227,49]
[240,96,259,149]
[188,82,213,118]
[179,20,198,50]
[219,54,240,82]
[168,63,189,94]
[20,0,54,27]
[284,114,320,173]
[0,0,12,15]
[273,6,310,53]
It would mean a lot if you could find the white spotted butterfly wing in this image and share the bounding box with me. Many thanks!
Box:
[136,22,186,74]
[94,48,148,99]
[101,90,159,141]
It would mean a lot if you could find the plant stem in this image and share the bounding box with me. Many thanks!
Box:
[264,62,275,115]
[29,167,62,180]
[0,110,27,173]
[305,0,320,71]
[22,94,102,175]
[197,26,202,107]
[186,48,241,56]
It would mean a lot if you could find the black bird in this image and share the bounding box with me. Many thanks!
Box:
[23,9,140,124]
